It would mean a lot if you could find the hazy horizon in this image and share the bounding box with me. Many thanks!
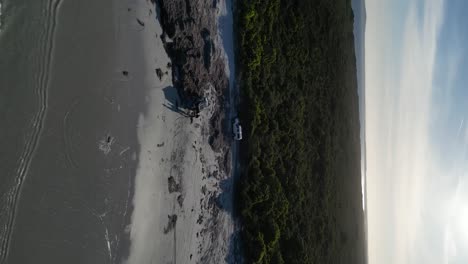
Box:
[351,0,367,214]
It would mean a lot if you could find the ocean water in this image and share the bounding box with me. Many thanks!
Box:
[0,0,145,263]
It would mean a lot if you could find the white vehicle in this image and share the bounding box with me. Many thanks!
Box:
[233,118,242,141]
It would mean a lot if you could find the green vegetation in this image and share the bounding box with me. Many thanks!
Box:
[236,0,366,263]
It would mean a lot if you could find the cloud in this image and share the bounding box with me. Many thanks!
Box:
[392,1,445,263]
[443,226,457,264]
[365,0,449,263]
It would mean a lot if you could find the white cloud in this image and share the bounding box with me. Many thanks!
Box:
[365,0,448,263]
[443,227,457,264]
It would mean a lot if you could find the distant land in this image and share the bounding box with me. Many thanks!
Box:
[352,0,367,209]
[352,0,368,262]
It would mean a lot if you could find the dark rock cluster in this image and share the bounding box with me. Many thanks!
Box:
[157,0,227,97]
[157,0,228,151]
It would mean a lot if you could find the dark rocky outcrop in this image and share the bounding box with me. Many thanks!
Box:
[156,0,228,152]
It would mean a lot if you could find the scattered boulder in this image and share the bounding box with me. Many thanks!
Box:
[168,176,181,193]
[177,194,184,207]
[163,214,178,234]
[155,68,163,80]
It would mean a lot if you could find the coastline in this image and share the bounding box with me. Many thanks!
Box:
[0,0,240,262]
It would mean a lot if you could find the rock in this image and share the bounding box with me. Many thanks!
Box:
[153,4,235,261]
[168,176,181,193]
[163,214,178,234]
[136,18,145,27]
[157,0,228,101]
[177,194,184,207]
[155,68,163,80]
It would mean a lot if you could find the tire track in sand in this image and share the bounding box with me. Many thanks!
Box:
[0,0,62,262]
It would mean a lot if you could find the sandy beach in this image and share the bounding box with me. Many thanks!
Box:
[0,0,238,262]
[124,0,238,263]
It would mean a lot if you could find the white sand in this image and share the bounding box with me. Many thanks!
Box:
[117,0,238,263]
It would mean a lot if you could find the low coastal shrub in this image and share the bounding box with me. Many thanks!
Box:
[236,0,364,263]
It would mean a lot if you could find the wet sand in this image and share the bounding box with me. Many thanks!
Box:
[1,0,145,263]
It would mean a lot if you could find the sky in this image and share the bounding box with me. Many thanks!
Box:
[365,0,468,263]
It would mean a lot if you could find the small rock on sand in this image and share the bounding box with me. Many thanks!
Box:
[163,214,178,234]
[136,18,145,27]
[177,194,184,207]
[155,68,163,80]
[168,176,181,193]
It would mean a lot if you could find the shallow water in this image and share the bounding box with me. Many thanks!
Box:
[0,0,145,263]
